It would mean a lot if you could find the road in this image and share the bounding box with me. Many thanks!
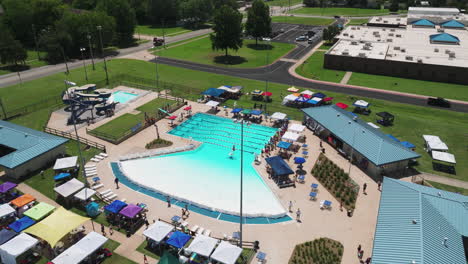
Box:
[0,28,212,88]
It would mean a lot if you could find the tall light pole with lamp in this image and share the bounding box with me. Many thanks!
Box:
[97,26,109,85]
[79,48,88,81]
[239,119,244,247]
[87,34,95,70]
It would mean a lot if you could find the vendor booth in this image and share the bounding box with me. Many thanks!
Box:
[432,151,456,174]
[0,204,16,225]
[353,100,371,115]
[210,241,242,264]
[23,202,55,221]
[104,200,127,225]
[217,85,242,99]
[282,131,300,142]
[0,233,39,264]
[54,178,85,206]
[0,229,17,246]
[185,235,218,262]
[73,188,96,206]
[53,156,78,171]
[143,221,174,244]
[119,204,145,235]
[10,194,36,217]
[51,231,108,264]
[265,156,295,188]
[0,182,18,203]
[423,135,448,152]
[9,216,36,233]
[167,231,191,250]
[376,112,394,126]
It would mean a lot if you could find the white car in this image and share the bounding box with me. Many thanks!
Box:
[295,36,307,41]
[262,37,271,41]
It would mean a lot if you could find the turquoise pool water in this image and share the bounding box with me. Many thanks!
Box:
[116,113,290,223]
[111,91,138,103]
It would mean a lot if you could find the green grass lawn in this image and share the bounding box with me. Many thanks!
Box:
[296,51,346,82]
[136,25,192,37]
[271,16,334,25]
[154,37,295,68]
[2,58,468,180]
[347,18,369,25]
[318,44,333,50]
[292,7,393,16]
[136,240,160,260]
[103,240,138,264]
[427,181,468,196]
[265,0,302,6]
[0,49,48,76]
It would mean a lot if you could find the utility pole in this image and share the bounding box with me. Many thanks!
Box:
[161,18,166,49]
[97,26,109,85]
[87,34,95,70]
[80,48,88,81]
[32,24,41,60]
[60,46,70,74]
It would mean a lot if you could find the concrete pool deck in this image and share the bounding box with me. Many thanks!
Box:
[47,90,380,264]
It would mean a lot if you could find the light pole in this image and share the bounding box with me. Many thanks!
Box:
[80,48,88,81]
[239,120,244,247]
[87,34,95,70]
[97,26,109,85]
[60,46,70,75]
[32,24,41,60]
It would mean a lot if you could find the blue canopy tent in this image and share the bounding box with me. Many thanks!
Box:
[265,156,294,176]
[0,229,17,245]
[400,141,415,149]
[312,92,326,98]
[104,200,127,214]
[54,172,71,181]
[294,157,306,164]
[231,108,243,113]
[307,98,321,105]
[251,110,263,115]
[201,88,225,97]
[295,96,309,103]
[86,202,101,217]
[166,231,191,249]
[8,216,36,233]
[386,134,400,142]
[277,141,291,149]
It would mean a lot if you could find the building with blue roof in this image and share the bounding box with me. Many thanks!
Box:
[411,19,436,27]
[440,20,466,29]
[0,121,68,179]
[302,105,420,177]
[430,33,460,44]
[372,177,468,264]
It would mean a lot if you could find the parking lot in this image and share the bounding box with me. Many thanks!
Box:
[271,23,324,45]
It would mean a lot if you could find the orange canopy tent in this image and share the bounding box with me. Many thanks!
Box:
[10,194,36,207]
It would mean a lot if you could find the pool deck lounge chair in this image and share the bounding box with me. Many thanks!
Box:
[320,200,332,209]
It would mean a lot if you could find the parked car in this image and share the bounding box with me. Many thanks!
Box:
[262,37,271,41]
[427,97,451,108]
[295,35,307,41]
[308,38,315,44]
[153,37,164,46]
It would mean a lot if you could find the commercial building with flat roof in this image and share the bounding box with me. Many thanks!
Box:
[372,177,468,264]
[0,121,68,179]
[302,105,420,177]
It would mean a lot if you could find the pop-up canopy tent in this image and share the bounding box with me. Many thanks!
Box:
[166,231,191,249]
[54,178,85,198]
[51,232,108,264]
[73,188,96,202]
[0,233,38,264]
[265,156,294,176]
[186,235,218,258]
[8,216,36,233]
[201,88,225,98]
[0,229,17,246]
[205,100,220,107]
[282,94,298,105]
[282,131,300,142]
[25,207,89,247]
[10,194,35,208]
[423,135,448,152]
[270,112,286,120]
[143,221,173,243]
[104,200,127,214]
[288,124,305,133]
[353,100,370,108]
[53,156,78,170]
[210,241,242,264]
[0,204,15,219]
[23,202,55,221]
[432,151,456,164]
[119,204,143,219]
[0,182,17,193]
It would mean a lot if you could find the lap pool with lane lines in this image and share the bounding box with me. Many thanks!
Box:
[112,113,291,224]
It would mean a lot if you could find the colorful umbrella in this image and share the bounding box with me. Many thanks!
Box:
[251,90,263,95]
[262,91,272,96]
[336,103,348,109]
[168,115,177,120]
[294,157,306,164]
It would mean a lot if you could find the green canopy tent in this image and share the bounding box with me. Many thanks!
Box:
[23,202,55,221]
[158,251,179,264]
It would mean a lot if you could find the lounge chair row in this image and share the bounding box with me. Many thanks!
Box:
[91,152,108,163]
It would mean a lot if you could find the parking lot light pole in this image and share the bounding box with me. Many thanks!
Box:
[97,26,109,85]
[87,34,95,70]
[80,48,88,81]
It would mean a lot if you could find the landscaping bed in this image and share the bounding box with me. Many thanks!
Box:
[146,138,173,149]
[311,154,359,210]
[289,238,343,264]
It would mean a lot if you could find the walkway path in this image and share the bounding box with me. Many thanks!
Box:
[340,71,353,84]
[404,173,468,189]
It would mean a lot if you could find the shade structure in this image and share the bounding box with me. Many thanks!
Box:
[25,207,89,247]
[166,231,191,249]
[277,141,291,149]
[0,233,38,264]
[271,112,286,120]
[158,251,179,264]
[312,92,326,98]
[119,204,143,219]
[386,134,400,142]
[143,221,173,243]
[400,141,415,148]
[282,131,300,141]
[0,229,17,246]
[301,90,313,96]
[309,97,322,104]
[432,151,456,164]
[205,100,220,107]
[251,90,262,95]
[23,202,55,221]
[183,106,192,111]
[54,172,71,181]
[210,241,242,264]
[423,135,448,152]
[168,115,177,120]
[282,94,298,104]
[0,204,15,218]
[104,200,127,214]
[251,110,263,115]
[295,96,308,103]
[86,202,100,217]
[73,188,96,201]
[10,194,35,208]
[231,108,243,113]
[54,178,85,198]
[53,156,78,170]
[353,100,370,108]
[9,216,36,233]
[261,91,272,96]
[335,102,348,109]
[186,235,218,257]
[0,182,17,193]
[242,109,251,115]
[265,156,294,176]
[287,86,299,92]
[218,85,242,94]
[323,97,333,102]
[288,124,305,133]
[294,157,306,164]
[51,232,108,264]
[302,94,311,99]
[201,88,225,97]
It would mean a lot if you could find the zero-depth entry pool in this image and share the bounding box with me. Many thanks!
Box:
[110,91,138,104]
[114,113,291,224]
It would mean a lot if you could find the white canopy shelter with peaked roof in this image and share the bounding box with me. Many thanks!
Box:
[54,178,85,198]
[300,90,313,96]
[282,94,298,105]
[432,151,456,164]
[288,124,305,133]
[73,188,96,201]
[423,135,448,152]
[0,233,38,264]
[51,232,108,264]
[0,204,15,218]
[205,101,220,107]
[210,241,242,264]
[186,235,218,258]
[53,156,78,170]
[143,221,173,243]
[282,131,300,142]
[270,112,287,120]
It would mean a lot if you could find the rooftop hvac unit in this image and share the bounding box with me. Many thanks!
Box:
[449,52,456,58]
[363,46,371,50]
[396,18,401,21]
[445,49,451,54]
[343,33,349,36]
[417,58,423,63]
[389,33,394,37]
[342,51,350,55]
[438,28,445,32]
[434,48,439,52]
[387,39,393,42]
[406,56,413,61]
[396,34,402,37]
[382,28,386,31]
[351,41,358,45]
[357,27,360,29]
[391,29,396,32]
[358,53,367,57]
[401,48,406,52]
[350,35,354,38]
[394,46,400,50]
[383,20,388,23]
[364,42,372,46]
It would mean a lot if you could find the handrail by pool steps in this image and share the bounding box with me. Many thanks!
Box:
[119,144,196,161]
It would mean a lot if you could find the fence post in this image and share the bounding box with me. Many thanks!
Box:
[0,98,7,120]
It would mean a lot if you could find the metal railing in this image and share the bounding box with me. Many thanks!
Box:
[44,126,106,152]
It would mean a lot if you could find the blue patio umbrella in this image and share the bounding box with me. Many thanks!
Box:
[9,216,36,233]
[166,231,191,249]
[294,157,306,164]
[231,108,243,113]
[312,92,326,98]
[400,141,415,148]
[251,110,263,115]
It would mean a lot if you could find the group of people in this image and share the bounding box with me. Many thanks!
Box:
[357,244,372,264]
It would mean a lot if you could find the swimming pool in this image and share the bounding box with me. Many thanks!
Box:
[110,91,138,104]
[115,113,290,223]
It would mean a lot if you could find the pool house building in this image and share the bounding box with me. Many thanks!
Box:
[0,121,68,179]
[302,105,420,178]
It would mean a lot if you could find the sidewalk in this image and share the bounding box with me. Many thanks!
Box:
[402,173,468,189]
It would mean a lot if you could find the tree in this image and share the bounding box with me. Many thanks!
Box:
[129,0,149,24]
[210,5,243,57]
[0,25,27,65]
[38,27,72,64]
[245,0,271,45]
[31,0,65,32]
[213,0,237,9]
[147,0,179,26]
[323,24,340,43]
[1,0,34,46]
[389,0,399,12]
[72,0,97,10]
[97,0,136,47]
[179,0,213,28]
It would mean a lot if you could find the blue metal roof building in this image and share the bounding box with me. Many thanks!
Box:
[372,177,468,264]
[430,33,460,44]
[411,19,436,27]
[440,20,465,29]
[0,121,68,178]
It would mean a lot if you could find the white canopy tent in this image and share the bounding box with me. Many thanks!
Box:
[282,131,300,142]
[300,90,313,96]
[353,100,370,108]
[218,86,242,93]
[206,100,220,107]
[282,94,298,105]
[143,221,173,243]
[73,188,96,201]
[54,178,85,198]
[287,86,298,92]
[288,124,305,133]
[53,156,78,170]
[51,232,108,264]
[0,204,15,218]
[210,241,242,264]
[270,112,287,120]
[432,151,456,164]
[0,233,39,264]
[310,97,322,103]
[186,235,218,257]
[423,135,448,152]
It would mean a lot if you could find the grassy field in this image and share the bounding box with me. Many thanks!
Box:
[2,58,468,180]
[318,44,333,50]
[0,50,47,76]
[154,37,295,68]
[136,25,192,37]
[347,18,369,25]
[136,240,160,260]
[427,181,468,196]
[292,7,393,16]
[265,0,302,6]
[150,34,210,52]
[103,240,138,264]
[296,51,346,82]
[271,16,334,25]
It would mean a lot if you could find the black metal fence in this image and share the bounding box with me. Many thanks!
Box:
[44,126,107,152]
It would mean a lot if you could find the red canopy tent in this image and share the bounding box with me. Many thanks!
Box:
[183,106,192,111]
[323,97,333,102]
[336,103,348,109]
